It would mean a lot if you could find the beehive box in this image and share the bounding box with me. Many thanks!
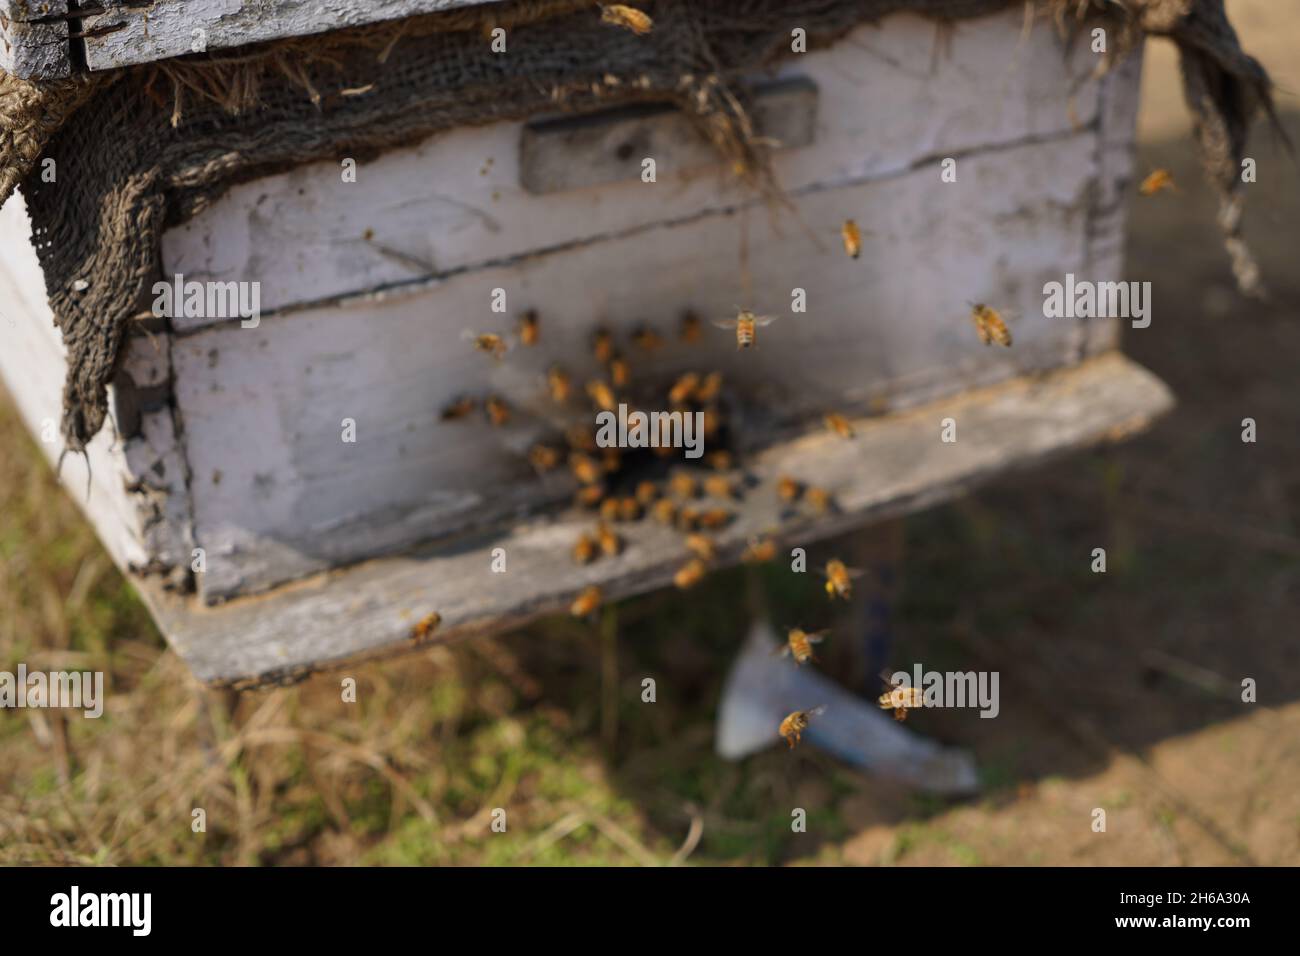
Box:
[0,2,1177,686]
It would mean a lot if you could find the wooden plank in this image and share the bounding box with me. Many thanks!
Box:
[0,1,70,79]
[171,130,1102,603]
[79,0,501,72]
[143,352,1175,687]
[160,9,1106,322]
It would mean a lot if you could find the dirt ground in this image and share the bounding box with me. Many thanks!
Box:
[2,2,1299,866]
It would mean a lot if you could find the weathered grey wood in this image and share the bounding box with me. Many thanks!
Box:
[0,1,70,79]
[78,0,501,73]
[142,352,1174,687]
[520,78,818,195]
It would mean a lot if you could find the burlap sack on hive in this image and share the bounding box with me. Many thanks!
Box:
[0,0,1282,456]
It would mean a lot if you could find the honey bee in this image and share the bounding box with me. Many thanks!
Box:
[706,449,733,471]
[485,395,510,426]
[599,3,652,35]
[676,506,700,532]
[778,706,827,749]
[632,325,664,351]
[703,474,736,500]
[780,627,829,666]
[618,497,642,521]
[696,371,723,403]
[969,303,1013,347]
[741,536,777,563]
[466,331,508,359]
[652,498,678,525]
[635,480,659,505]
[685,533,717,562]
[570,585,603,618]
[518,309,540,346]
[841,219,862,259]
[679,311,702,343]
[601,447,621,473]
[596,521,622,556]
[569,452,602,485]
[698,508,731,529]
[777,475,802,503]
[547,366,573,403]
[806,486,833,515]
[701,407,721,440]
[587,379,617,412]
[573,532,599,564]
[674,557,708,589]
[714,309,776,350]
[668,372,700,406]
[410,612,442,642]
[669,472,698,499]
[528,444,561,473]
[566,423,597,452]
[824,412,854,439]
[600,497,621,522]
[1138,168,1176,196]
[440,396,476,421]
[878,674,924,722]
[576,484,605,507]
[592,327,615,364]
[609,355,631,388]
[823,558,862,599]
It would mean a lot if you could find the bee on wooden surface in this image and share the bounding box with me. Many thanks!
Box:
[518,309,540,346]
[410,612,442,642]
[440,396,476,421]
[570,585,603,618]
[1138,168,1176,196]
[618,497,642,522]
[576,484,606,508]
[969,303,1013,347]
[780,627,829,666]
[741,536,777,564]
[599,497,622,523]
[824,412,854,439]
[547,366,573,403]
[778,706,826,749]
[878,675,924,722]
[485,395,511,426]
[631,325,664,351]
[698,508,731,530]
[668,372,700,406]
[465,331,508,359]
[635,480,659,505]
[841,219,862,259]
[676,506,700,532]
[652,498,678,525]
[569,452,602,485]
[528,444,561,473]
[599,3,652,35]
[669,472,698,499]
[703,474,736,500]
[609,354,631,389]
[586,379,617,412]
[596,521,622,557]
[714,309,776,350]
[696,371,723,403]
[592,327,615,364]
[685,533,717,562]
[573,532,599,565]
[674,557,708,589]
[805,486,833,515]
[679,310,702,343]
[777,475,802,503]
[823,558,862,600]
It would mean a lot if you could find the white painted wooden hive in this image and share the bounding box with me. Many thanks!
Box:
[0,3,1175,686]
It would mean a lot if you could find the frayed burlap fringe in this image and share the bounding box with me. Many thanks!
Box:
[0,0,1282,453]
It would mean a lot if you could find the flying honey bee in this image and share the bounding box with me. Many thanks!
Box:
[778,706,826,749]
[969,303,1013,347]
[485,395,510,426]
[609,355,631,388]
[696,371,723,403]
[465,331,508,359]
[668,372,700,405]
[674,557,708,589]
[518,309,540,346]
[685,533,717,562]
[573,532,598,565]
[592,327,615,364]
[652,498,678,525]
[635,480,659,505]
[528,444,561,473]
[596,521,622,556]
[669,472,698,499]
[547,366,573,403]
[823,558,862,600]
[569,452,602,485]
[440,396,476,421]
[576,484,605,507]
[631,326,664,351]
[741,536,777,563]
[779,627,829,666]
[679,311,702,343]
[714,309,776,350]
[698,508,731,529]
[586,379,617,412]
[841,219,862,259]
[824,412,854,439]
[878,674,924,722]
[1138,168,1176,196]
[777,475,802,503]
[570,585,603,617]
[599,3,652,35]
[410,612,442,641]
[703,474,736,500]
